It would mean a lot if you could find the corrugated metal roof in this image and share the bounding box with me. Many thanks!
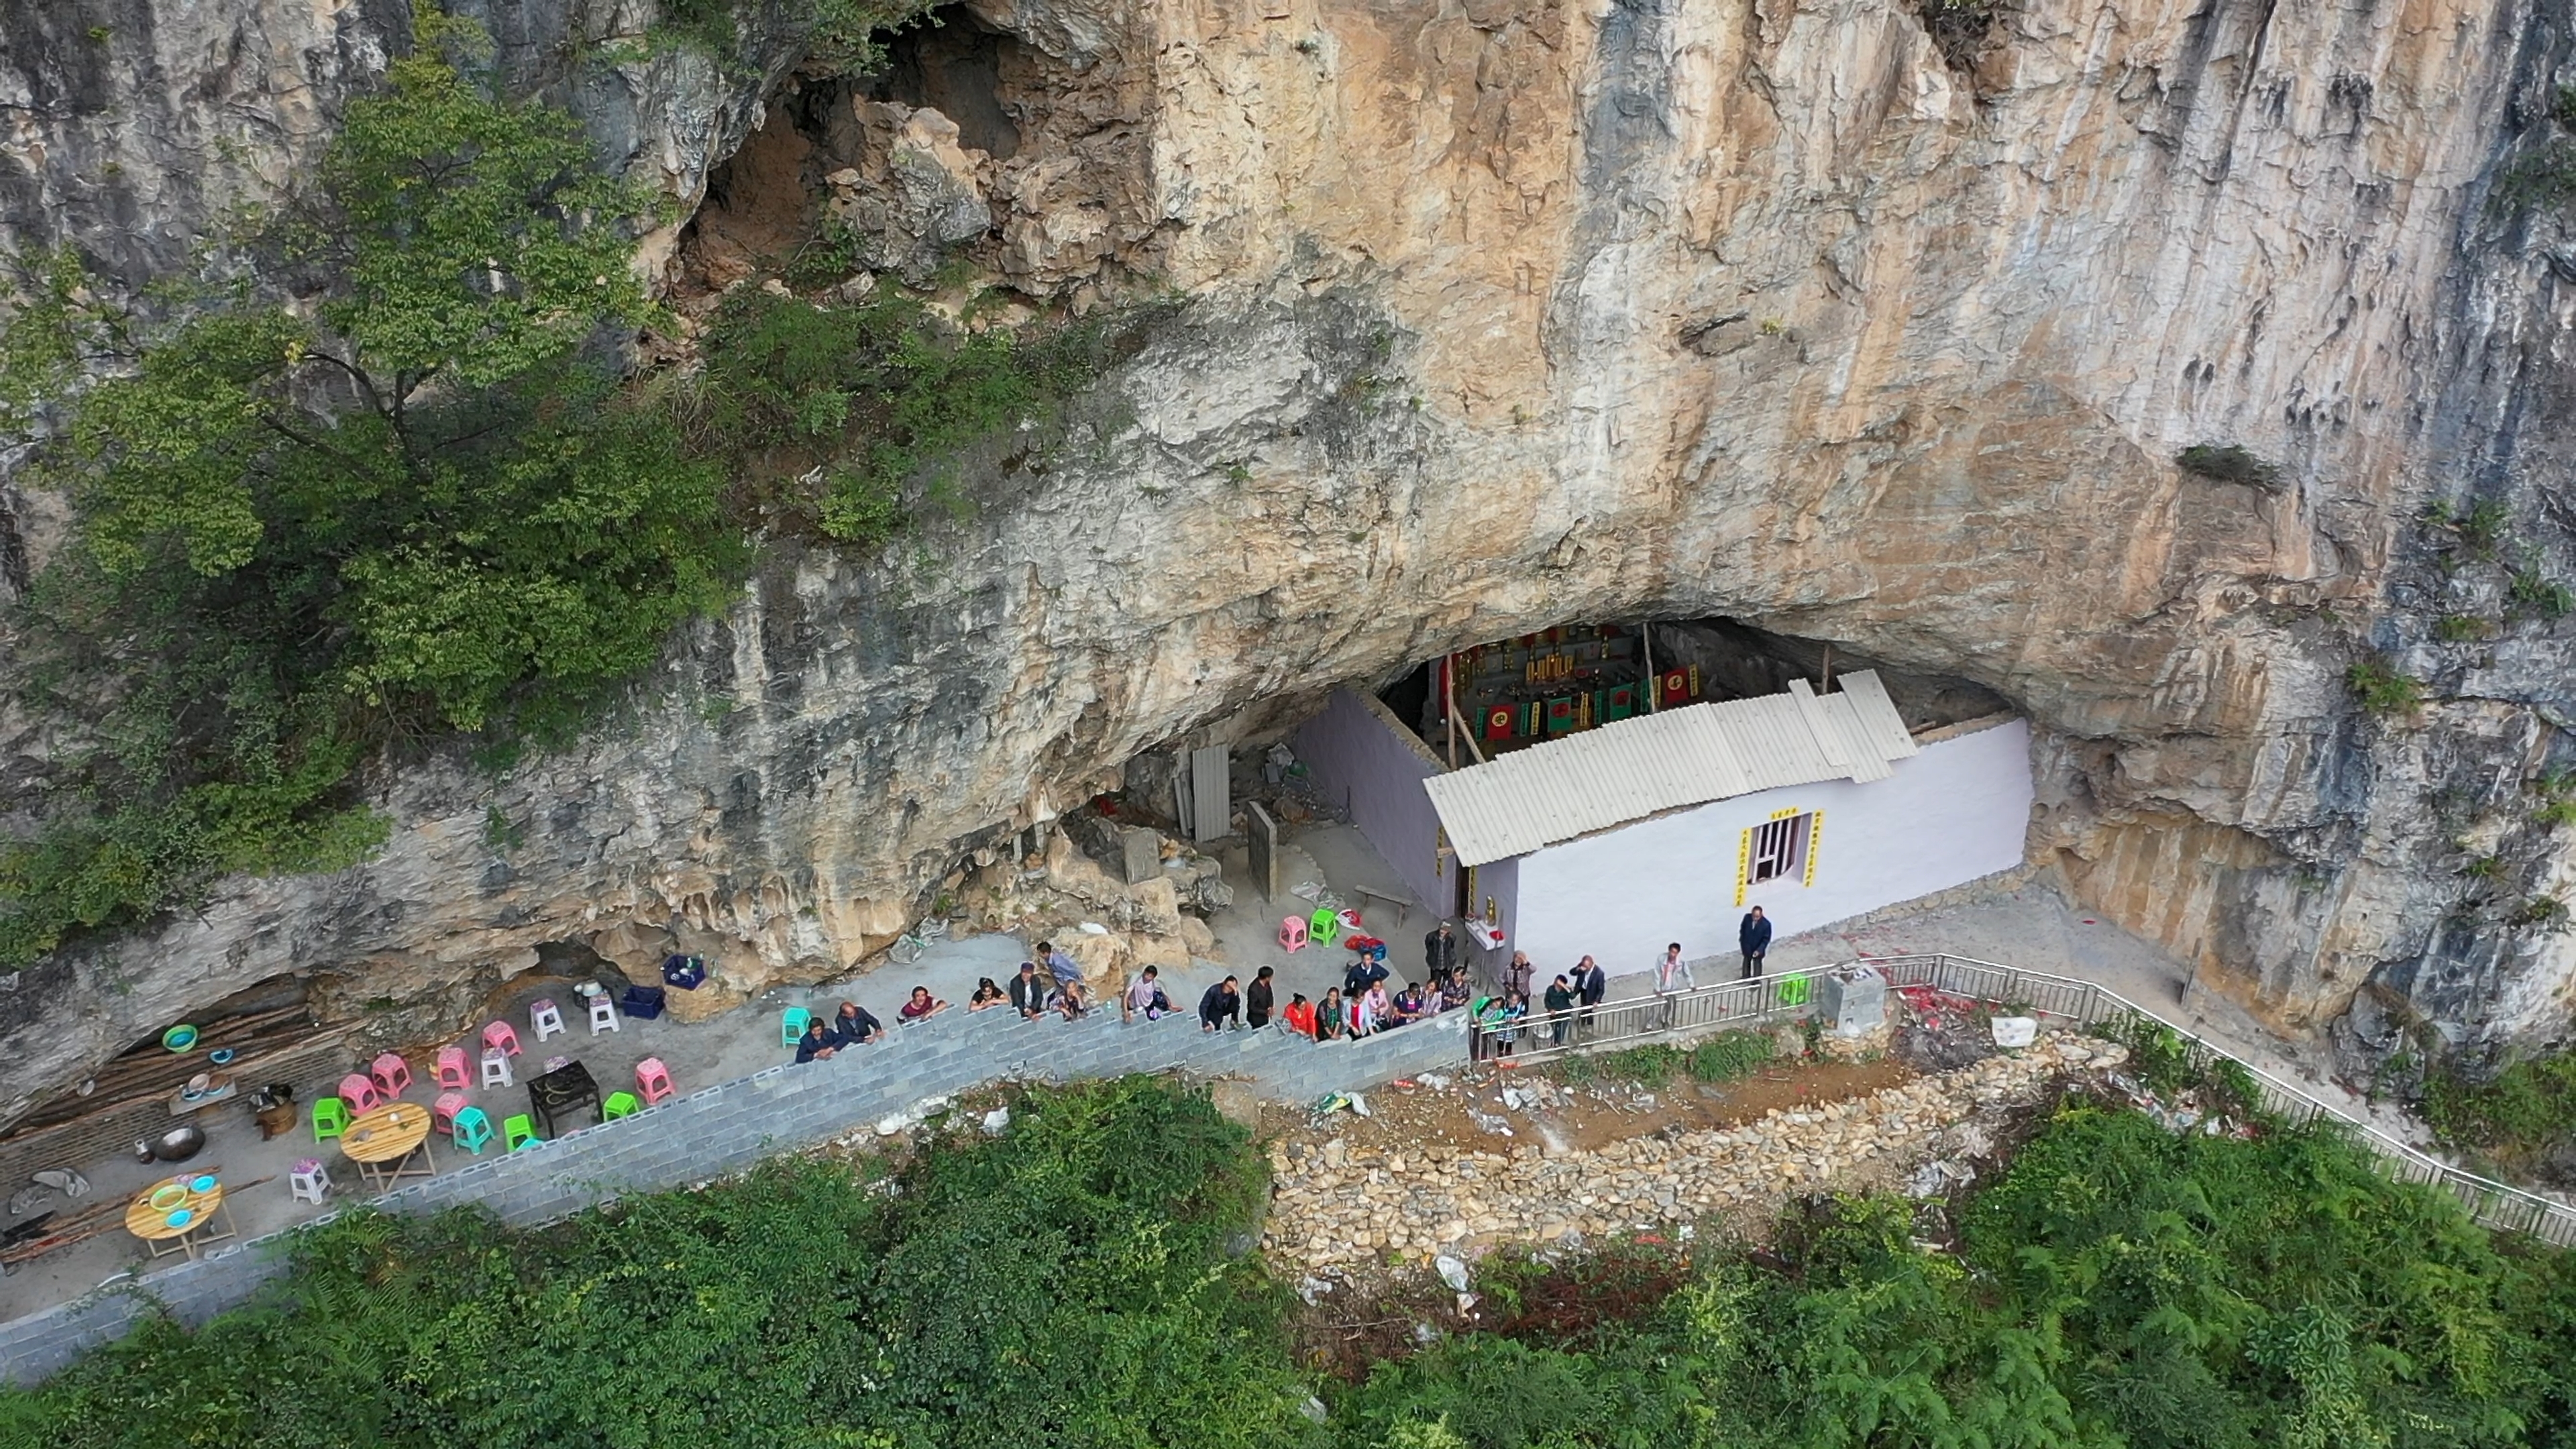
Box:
[1423,670,1930,866]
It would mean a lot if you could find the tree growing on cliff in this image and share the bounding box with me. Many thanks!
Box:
[0,15,737,965]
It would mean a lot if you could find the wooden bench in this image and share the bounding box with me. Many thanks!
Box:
[1350,885,1411,930]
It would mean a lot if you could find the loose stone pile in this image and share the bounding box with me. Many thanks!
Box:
[1262,1032,2127,1269]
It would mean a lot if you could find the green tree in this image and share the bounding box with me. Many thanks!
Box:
[0,15,737,964]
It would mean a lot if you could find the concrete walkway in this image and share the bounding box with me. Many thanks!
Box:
[0,971,1473,1385]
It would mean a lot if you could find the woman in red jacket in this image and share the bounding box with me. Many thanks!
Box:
[1280,993,1318,1037]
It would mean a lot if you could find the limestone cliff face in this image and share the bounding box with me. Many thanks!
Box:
[5,0,2575,1116]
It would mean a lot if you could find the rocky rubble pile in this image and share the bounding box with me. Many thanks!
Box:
[1263,1033,2128,1270]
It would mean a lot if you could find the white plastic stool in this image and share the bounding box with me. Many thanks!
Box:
[290,1159,332,1205]
[529,998,566,1043]
[588,996,620,1034]
[481,1046,515,1089]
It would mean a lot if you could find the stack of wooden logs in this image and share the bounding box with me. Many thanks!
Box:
[0,1007,368,1210]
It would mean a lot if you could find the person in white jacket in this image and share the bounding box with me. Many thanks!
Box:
[1653,942,1693,1028]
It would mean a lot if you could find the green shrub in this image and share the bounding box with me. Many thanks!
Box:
[2510,567,2575,619]
[691,288,1136,543]
[2348,655,2425,715]
[2176,443,2284,489]
[11,1085,2576,1448]
[1340,1104,2576,1449]
[2437,612,2498,641]
[0,1077,1307,1448]
[2424,1049,2576,1165]
[0,19,737,965]
[1687,1029,1779,1083]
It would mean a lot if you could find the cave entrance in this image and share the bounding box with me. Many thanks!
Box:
[861,7,1024,159]
[1297,617,2033,978]
[1373,617,2008,765]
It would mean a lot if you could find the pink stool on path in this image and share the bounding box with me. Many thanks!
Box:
[529,998,566,1043]
[1279,916,1308,953]
[336,1073,383,1115]
[370,1052,412,1100]
[483,1020,521,1058]
[433,1046,471,1091]
[432,1091,470,1136]
[635,1057,675,1106]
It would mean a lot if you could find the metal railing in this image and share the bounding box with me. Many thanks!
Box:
[1469,952,2576,1248]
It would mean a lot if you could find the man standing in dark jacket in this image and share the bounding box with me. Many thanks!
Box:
[1574,955,1607,1038]
[1244,966,1276,1029]
[1425,922,1459,987]
[1738,906,1773,979]
[1199,976,1242,1032]
[1542,973,1578,1047]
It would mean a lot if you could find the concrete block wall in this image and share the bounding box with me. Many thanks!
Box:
[0,1004,1473,1386]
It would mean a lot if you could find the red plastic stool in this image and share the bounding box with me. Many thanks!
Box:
[1279,916,1308,953]
[482,1020,521,1058]
[635,1057,676,1106]
[369,1052,412,1100]
[433,1046,470,1091]
[432,1091,470,1136]
[337,1073,383,1115]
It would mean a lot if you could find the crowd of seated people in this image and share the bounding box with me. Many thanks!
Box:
[795,916,1529,1065]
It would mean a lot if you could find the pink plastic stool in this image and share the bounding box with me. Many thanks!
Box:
[337,1073,383,1114]
[1279,916,1308,953]
[433,1046,470,1091]
[635,1057,675,1106]
[432,1091,469,1135]
[370,1052,412,1099]
[482,1020,521,1058]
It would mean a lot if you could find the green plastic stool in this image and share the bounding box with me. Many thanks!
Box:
[602,1091,641,1121]
[1776,975,1811,1007]
[1307,908,1341,948]
[311,1097,350,1142]
[782,1006,810,1047]
[503,1114,540,1151]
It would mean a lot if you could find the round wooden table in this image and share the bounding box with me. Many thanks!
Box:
[338,1101,437,1190]
[123,1175,233,1260]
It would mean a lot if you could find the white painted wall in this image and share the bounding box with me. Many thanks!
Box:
[1509,719,2035,975]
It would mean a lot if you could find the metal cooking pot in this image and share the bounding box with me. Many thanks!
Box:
[149,1125,208,1163]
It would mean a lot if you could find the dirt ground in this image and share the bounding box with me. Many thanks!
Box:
[1258,1053,1917,1163]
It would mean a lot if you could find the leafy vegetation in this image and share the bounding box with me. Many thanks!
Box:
[2510,566,2575,621]
[5,1077,2575,1448]
[2428,498,2516,564]
[1344,1104,2576,1449]
[2534,767,2576,829]
[0,1077,1303,1448]
[2175,443,2284,490]
[2438,612,2499,642]
[2424,1049,2576,1176]
[682,288,1134,545]
[0,16,1141,966]
[651,0,931,72]
[0,19,738,965]
[1549,1030,1782,1089]
[2348,654,2426,716]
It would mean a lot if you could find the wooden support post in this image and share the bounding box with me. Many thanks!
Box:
[1642,623,1657,710]
[1443,653,1458,767]
[1447,697,1489,765]
[1819,643,1834,694]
